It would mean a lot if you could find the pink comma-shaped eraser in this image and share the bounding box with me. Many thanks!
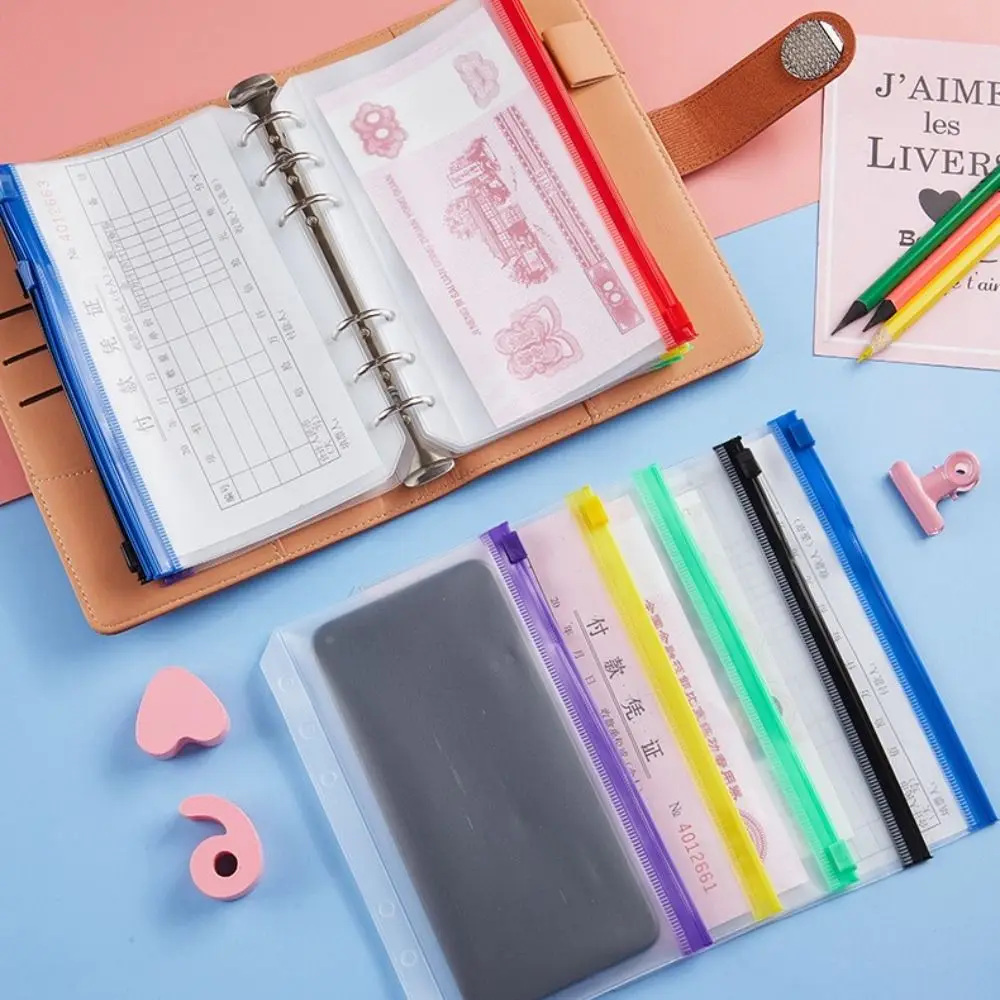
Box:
[180,794,263,901]
[135,667,230,760]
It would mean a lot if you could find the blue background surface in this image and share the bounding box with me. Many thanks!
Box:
[2,204,998,999]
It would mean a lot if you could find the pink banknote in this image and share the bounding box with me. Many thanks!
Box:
[318,5,661,429]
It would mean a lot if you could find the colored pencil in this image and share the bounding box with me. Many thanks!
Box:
[833,161,1000,333]
[858,216,1000,362]
[864,191,1000,330]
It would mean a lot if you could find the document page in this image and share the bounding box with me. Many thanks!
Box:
[15,110,381,567]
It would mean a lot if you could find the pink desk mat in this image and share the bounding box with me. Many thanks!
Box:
[0,0,988,505]
[1,0,989,233]
[0,422,28,506]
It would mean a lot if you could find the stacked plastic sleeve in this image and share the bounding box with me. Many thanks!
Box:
[260,411,995,1000]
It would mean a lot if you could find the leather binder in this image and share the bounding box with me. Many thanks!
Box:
[0,2,855,631]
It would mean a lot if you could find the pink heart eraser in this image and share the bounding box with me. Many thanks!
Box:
[135,667,230,760]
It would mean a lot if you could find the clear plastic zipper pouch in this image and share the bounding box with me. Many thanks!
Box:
[261,410,992,1000]
[518,487,851,937]
[519,501,783,938]
[650,414,992,878]
[758,413,993,842]
[517,412,992,927]
[261,533,709,1000]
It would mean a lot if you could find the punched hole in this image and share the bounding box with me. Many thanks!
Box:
[214,851,238,878]
[955,464,969,476]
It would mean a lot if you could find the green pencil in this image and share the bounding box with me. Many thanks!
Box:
[832,161,1000,333]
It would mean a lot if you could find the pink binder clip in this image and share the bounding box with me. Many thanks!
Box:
[889,451,981,536]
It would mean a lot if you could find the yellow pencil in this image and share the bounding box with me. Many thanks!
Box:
[859,215,1000,362]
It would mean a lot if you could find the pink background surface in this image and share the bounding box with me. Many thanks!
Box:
[0,0,991,235]
[0,0,991,505]
[0,421,28,505]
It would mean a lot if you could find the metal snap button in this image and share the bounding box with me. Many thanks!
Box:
[781,20,845,81]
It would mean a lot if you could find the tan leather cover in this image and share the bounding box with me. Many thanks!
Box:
[542,20,617,87]
[0,0,765,632]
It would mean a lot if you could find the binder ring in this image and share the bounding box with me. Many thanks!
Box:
[353,351,415,382]
[228,71,457,489]
[335,307,395,338]
[239,110,304,147]
[277,194,340,227]
[258,151,321,187]
[373,395,434,426]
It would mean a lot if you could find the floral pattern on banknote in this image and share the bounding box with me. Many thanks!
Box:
[494,297,582,379]
[351,103,407,159]
[443,137,557,286]
[453,51,500,108]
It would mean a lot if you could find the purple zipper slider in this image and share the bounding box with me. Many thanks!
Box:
[495,524,527,564]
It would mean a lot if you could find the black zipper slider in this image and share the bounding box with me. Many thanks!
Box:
[728,438,762,479]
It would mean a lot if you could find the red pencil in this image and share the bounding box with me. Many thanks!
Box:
[865,190,1000,329]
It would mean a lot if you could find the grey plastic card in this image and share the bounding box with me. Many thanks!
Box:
[311,559,658,1000]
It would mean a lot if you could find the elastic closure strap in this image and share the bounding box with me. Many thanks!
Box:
[542,20,616,88]
[647,11,856,177]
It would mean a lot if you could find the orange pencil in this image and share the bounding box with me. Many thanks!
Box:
[864,190,1000,330]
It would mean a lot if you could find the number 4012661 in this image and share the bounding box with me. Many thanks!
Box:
[679,823,718,892]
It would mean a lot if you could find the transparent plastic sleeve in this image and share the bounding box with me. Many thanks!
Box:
[261,537,697,1000]
[260,410,992,1000]
[661,446,907,883]
[606,474,854,908]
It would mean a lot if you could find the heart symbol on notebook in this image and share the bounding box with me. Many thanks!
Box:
[136,667,230,759]
[918,188,961,221]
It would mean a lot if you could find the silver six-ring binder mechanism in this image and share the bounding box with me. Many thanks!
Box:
[227,74,457,489]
